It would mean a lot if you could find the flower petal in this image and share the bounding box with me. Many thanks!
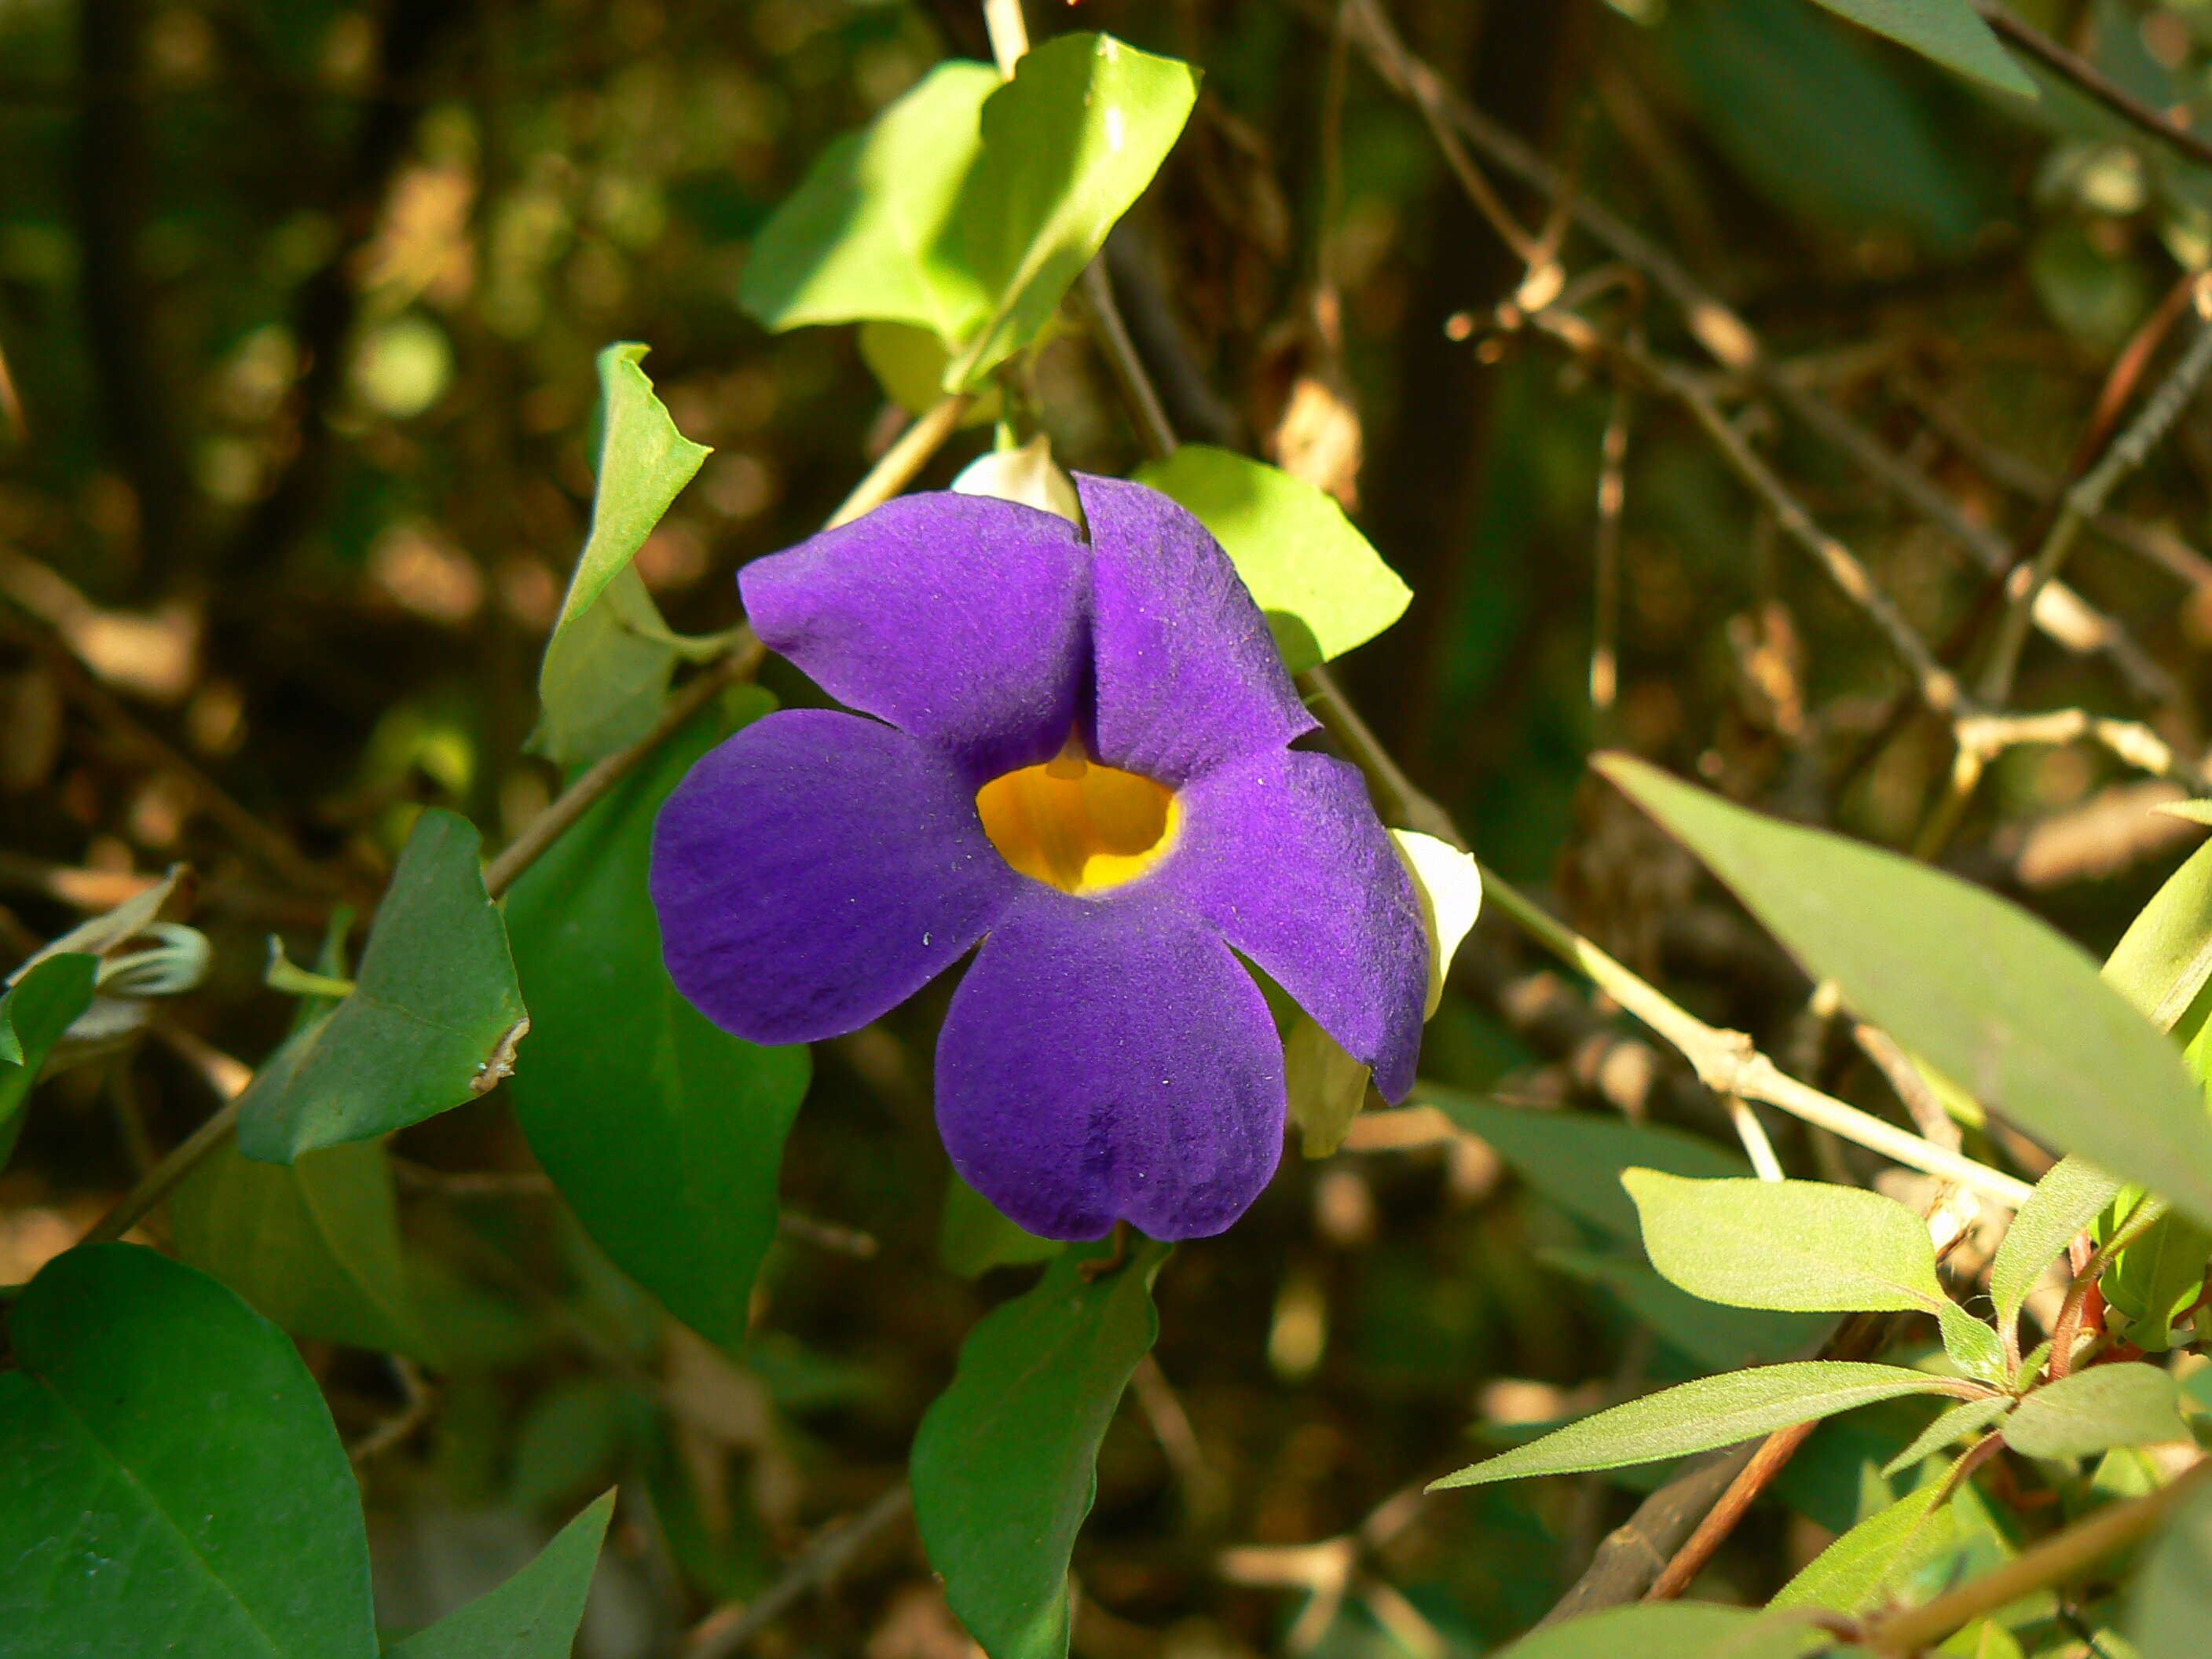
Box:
[936,886,1286,1240]
[1078,473,1315,784]
[739,493,1090,781]
[650,709,1023,1043]
[1163,747,1427,1098]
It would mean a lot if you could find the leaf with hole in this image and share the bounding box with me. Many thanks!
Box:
[0,1243,376,1657]
[236,808,526,1162]
[1595,755,2212,1228]
[1431,1361,1968,1489]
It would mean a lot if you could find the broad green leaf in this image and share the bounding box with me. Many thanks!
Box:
[0,1243,376,1657]
[534,344,717,767]
[0,952,97,1166]
[1423,1087,1749,1242]
[911,1238,1169,1659]
[1431,1361,1965,1489]
[2130,1474,2212,1659]
[1881,1397,2013,1476]
[1805,0,2036,98]
[236,808,527,1162]
[1595,755,2212,1226]
[1133,445,1410,673]
[943,35,1200,388]
[1771,1480,1955,1613]
[2103,1208,2212,1353]
[2005,1364,2188,1459]
[1990,1155,2125,1328]
[1540,1248,1826,1370]
[2104,840,2212,1034]
[1624,1170,1946,1314]
[507,690,808,1352]
[939,1169,1062,1278]
[738,63,1000,339]
[1492,1600,1828,1658]
[383,1491,614,1659]
[171,1137,434,1359]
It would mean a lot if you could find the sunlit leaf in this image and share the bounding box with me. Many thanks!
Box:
[1990,1155,2125,1328]
[236,808,527,1162]
[911,1238,1169,1659]
[1133,444,1410,674]
[534,343,719,767]
[171,1137,433,1360]
[1805,0,2036,98]
[507,691,808,1351]
[1624,1170,1946,1314]
[1492,1602,1829,1657]
[2102,1205,2212,1353]
[0,1243,376,1657]
[2005,1364,2188,1460]
[1432,1361,1965,1489]
[2103,840,2212,1035]
[383,1491,614,1659]
[1391,829,1481,1016]
[1540,1248,1826,1370]
[1881,1397,2012,1477]
[1771,1480,1955,1613]
[1596,755,2212,1227]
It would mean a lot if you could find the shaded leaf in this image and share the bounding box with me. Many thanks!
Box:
[1423,1088,1748,1242]
[1432,1362,1965,1489]
[0,953,97,1166]
[1990,1155,2124,1328]
[2130,1474,2212,1659]
[939,1170,1063,1278]
[237,809,526,1162]
[1133,444,1409,673]
[1284,1013,1371,1159]
[383,1492,614,1659]
[912,1239,1169,1659]
[507,691,808,1351]
[0,1243,376,1657]
[2006,1364,2188,1459]
[1492,1599,1829,1657]
[1624,1170,1946,1314]
[1806,0,2036,97]
[171,1137,434,1360]
[1881,1397,2013,1477]
[1595,755,2212,1226]
[1771,1481,1955,1613]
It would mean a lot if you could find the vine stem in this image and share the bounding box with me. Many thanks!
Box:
[79,388,972,1250]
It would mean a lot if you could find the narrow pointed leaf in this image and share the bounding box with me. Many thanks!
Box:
[507,693,808,1351]
[0,1244,376,1657]
[912,1239,1169,1659]
[1807,0,2037,99]
[1881,1397,2013,1477]
[2005,1364,2188,1459]
[236,809,526,1162]
[1771,1481,1955,1613]
[2104,840,2212,1034]
[383,1491,614,1658]
[1493,1600,1829,1657]
[1595,755,2212,1227]
[1624,1170,1946,1313]
[1991,1155,2125,1328]
[1432,1361,1965,1489]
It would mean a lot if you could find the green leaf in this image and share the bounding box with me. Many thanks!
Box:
[383,1492,614,1659]
[943,35,1200,388]
[1771,1481,1955,1613]
[939,1169,1062,1278]
[1880,1397,2013,1477]
[2130,1474,2212,1659]
[1623,1170,1946,1314]
[534,344,715,767]
[1804,0,2037,98]
[1539,1248,1826,1371]
[2103,1209,2212,1353]
[1431,1361,1965,1489]
[738,62,1000,340]
[2104,840,2212,1034]
[1423,1087,1749,1242]
[236,808,527,1162]
[859,321,1002,423]
[171,1137,434,1360]
[2005,1364,2188,1460]
[1492,1601,1829,1657]
[1131,445,1410,673]
[0,1243,376,1657]
[507,691,808,1351]
[1936,1303,2008,1383]
[1990,1155,2125,1328]
[0,952,97,1165]
[911,1238,1169,1659]
[1595,754,2212,1227]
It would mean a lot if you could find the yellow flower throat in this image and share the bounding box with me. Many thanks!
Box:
[975,733,1179,895]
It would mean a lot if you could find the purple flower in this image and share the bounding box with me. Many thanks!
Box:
[650,474,1426,1240]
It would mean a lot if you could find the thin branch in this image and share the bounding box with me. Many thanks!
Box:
[825,391,977,528]
[681,1485,914,1658]
[1970,0,2212,172]
[1645,1419,1818,1601]
[81,1027,252,1244]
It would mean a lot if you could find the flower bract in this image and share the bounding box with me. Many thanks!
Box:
[650,474,1426,1240]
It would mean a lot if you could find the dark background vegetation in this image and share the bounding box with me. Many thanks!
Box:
[2,0,2208,1653]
